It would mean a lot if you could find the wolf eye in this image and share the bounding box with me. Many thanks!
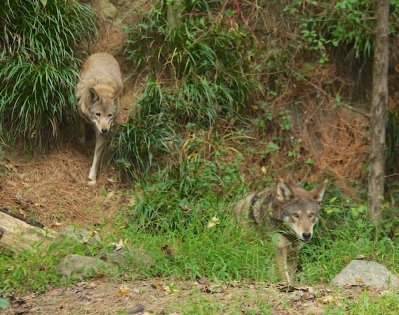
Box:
[108,114,113,118]
[292,213,299,219]
[309,213,315,218]
[96,113,101,117]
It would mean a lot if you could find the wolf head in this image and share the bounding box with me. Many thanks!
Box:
[86,84,120,135]
[275,179,328,241]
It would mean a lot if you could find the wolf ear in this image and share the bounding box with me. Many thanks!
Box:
[311,179,328,203]
[276,179,294,202]
[88,87,99,103]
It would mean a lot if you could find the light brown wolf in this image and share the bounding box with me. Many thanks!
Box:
[76,52,122,185]
[234,179,328,284]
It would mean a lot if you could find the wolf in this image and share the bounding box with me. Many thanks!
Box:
[76,52,123,185]
[234,179,328,284]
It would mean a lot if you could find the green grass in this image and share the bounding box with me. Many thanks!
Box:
[0,0,96,150]
[326,291,399,315]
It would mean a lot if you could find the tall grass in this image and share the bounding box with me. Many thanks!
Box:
[116,0,262,178]
[0,0,96,150]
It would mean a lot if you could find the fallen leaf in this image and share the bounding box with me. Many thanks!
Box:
[150,280,163,291]
[118,284,130,297]
[355,277,364,285]
[161,245,176,257]
[113,239,124,251]
[106,191,115,200]
[164,283,179,294]
[207,216,220,228]
[321,295,336,304]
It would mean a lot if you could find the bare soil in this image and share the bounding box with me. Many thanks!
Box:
[6,279,380,315]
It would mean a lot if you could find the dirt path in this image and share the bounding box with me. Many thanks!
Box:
[6,279,362,315]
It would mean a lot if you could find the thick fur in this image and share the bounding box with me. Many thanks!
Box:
[234,179,328,284]
[76,52,122,185]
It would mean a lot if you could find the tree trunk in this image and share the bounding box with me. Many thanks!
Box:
[0,210,58,252]
[166,0,184,28]
[368,0,389,224]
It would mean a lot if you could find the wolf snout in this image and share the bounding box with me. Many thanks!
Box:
[302,232,312,240]
[100,128,109,134]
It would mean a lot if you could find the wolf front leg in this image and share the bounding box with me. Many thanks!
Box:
[276,235,293,284]
[88,132,105,185]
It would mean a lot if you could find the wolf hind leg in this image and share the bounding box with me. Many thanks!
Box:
[88,132,105,185]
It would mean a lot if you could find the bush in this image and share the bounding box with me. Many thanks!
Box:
[0,0,96,150]
[116,0,262,178]
[285,0,399,62]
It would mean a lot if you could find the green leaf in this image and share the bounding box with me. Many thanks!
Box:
[266,142,279,153]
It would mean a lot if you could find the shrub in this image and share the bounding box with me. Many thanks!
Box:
[284,0,399,62]
[0,0,96,150]
[117,0,262,178]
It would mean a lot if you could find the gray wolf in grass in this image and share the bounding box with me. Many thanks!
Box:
[234,179,328,284]
[76,52,122,185]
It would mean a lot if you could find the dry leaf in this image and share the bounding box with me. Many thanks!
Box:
[150,280,163,291]
[207,216,220,228]
[118,284,130,297]
[164,283,179,294]
[355,277,364,285]
[161,245,176,257]
[113,239,124,251]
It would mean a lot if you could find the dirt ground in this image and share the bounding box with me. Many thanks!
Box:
[5,278,378,315]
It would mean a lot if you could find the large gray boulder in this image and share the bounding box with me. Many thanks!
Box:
[331,260,399,289]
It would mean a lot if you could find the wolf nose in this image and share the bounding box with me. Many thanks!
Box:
[302,232,312,240]
[101,128,108,134]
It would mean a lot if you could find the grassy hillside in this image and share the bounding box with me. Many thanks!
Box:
[1,1,399,313]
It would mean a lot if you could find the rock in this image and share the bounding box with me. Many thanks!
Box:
[102,245,154,271]
[61,226,102,245]
[58,254,109,279]
[97,0,117,19]
[331,260,399,289]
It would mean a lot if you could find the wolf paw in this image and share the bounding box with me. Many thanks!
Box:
[87,179,97,186]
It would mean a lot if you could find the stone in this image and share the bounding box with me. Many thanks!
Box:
[331,260,399,289]
[97,0,117,19]
[102,245,154,271]
[58,254,109,279]
[62,225,102,245]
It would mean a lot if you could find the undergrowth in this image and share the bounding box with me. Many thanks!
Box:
[0,0,96,151]
[285,0,399,62]
[114,0,262,177]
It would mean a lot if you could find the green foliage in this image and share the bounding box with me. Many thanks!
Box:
[0,0,96,150]
[299,190,399,283]
[326,292,399,314]
[127,150,245,233]
[117,0,262,177]
[285,0,399,61]
[0,248,61,293]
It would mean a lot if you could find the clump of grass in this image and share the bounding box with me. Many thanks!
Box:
[0,0,96,151]
[298,191,399,284]
[127,0,262,120]
[116,0,262,178]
